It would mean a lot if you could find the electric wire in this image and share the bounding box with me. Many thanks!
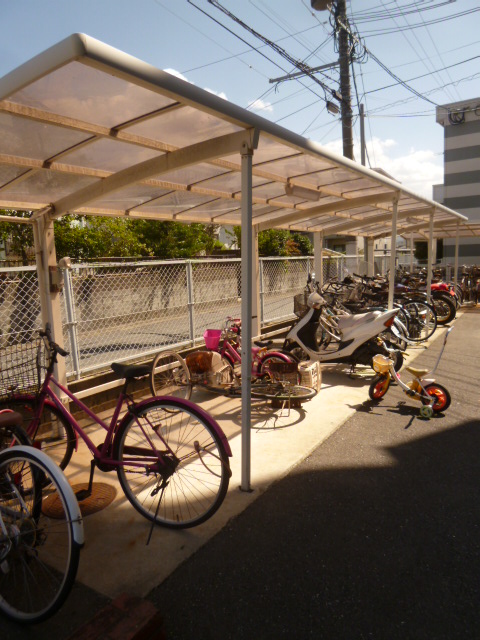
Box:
[188,0,336,108]
[205,0,339,103]
[379,0,457,103]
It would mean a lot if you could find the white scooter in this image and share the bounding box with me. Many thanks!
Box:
[283,291,404,372]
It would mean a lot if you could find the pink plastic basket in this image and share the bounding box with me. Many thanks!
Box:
[203,329,222,350]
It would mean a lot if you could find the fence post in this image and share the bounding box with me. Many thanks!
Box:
[63,268,81,379]
[259,258,265,325]
[63,269,80,380]
[186,261,195,345]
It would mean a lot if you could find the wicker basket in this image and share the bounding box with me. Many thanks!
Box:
[0,338,46,399]
[266,361,299,386]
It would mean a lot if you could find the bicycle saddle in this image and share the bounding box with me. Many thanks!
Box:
[111,362,151,380]
[0,411,23,428]
[254,339,273,348]
[406,366,430,377]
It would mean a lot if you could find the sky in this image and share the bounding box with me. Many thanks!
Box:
[1,0,480,199]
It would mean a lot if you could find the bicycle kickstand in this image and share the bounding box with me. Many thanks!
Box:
[75,459,96,501]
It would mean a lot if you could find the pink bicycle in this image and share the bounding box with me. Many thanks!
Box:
[0,326,232,529]
[150,318,316,403]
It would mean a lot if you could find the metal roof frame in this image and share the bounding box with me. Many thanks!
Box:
[0,33,467,236]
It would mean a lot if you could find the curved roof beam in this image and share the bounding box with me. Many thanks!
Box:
[32,128,259,221]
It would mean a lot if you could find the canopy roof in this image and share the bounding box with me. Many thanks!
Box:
[0,33,468,237]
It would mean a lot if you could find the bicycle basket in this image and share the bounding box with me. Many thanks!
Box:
[294,292,309,318]
[372,354,393,374]
[267,361,299,386]
[203,329,222,350]
[0,337,47,399]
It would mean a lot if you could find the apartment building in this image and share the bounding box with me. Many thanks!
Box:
[436,98,480,264]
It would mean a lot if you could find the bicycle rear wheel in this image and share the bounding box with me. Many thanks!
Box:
[0,446,83,624]
[150,351,192,400]
[422,383,451,412]
[250,382,316,402]
[0,413,31,448]
[114,398,231,529]
[0,398,76,471]
[403,301,437,342]
[431,295,456,324]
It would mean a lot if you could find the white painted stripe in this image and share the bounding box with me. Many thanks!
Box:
[444,158,480,174]
[444,183,480,198]
[445,130,480,151]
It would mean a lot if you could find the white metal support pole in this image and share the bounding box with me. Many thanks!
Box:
[363,237,369,275]
[32,214,68,393]
[186,261,195,344]
[387,195,399,310]
[410,232,414,272]
[427,212,434,305]
[240,141,254,492]
[454,221,459,289]
[251,226,261,340]
[367,238,374,276]
[314,232,323,287]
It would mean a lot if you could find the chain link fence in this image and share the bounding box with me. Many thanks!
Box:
[0,267,42,347]
[0,255,351,380]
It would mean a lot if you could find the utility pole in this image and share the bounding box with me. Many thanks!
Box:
[359,103,366,166]
[335,0,354,160]
[312,0,354,160]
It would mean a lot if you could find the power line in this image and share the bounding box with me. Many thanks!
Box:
[364,54,480,97]
[358,6,480,36]
[181,23,327,74]
[187,0,337,107]
[205,0,341,102]
[379,0,458,103]
[351,0,457,23]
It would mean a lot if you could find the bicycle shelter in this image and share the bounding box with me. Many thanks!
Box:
[0,33,471,490]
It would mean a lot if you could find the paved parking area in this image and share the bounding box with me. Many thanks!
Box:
[4,309,479,639]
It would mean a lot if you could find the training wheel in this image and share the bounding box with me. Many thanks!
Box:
[419,405,433,419]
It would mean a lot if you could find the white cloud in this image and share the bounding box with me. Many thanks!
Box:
[163,68,194,84]
[366,137,443,199]
[248,98,274,113]
[204,87,229,101]
[319,136,442,200]
[162,69,228,100]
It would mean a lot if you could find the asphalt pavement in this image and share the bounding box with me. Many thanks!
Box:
[3,307,479,640]
[146,307,480,640]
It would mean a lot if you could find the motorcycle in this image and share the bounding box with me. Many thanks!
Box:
[283,291,404,373]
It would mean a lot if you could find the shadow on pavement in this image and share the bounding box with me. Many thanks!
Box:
[150,417,480,639]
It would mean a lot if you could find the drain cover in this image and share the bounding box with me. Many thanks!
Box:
[42,482,117,518]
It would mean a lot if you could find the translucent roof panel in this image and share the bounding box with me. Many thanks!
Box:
[0,33,467,236]
[126,106,244,146]
[1,170,98,204]
[0,112,90,160]
[62,139,163,173]
[8,61,178,128]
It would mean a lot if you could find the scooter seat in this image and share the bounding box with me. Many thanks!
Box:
[336,311,380,329]
[406,366,430,377]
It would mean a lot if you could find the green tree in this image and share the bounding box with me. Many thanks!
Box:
[1,211,226,262]
[291,232,313,255]
[54,215,147,261]
[229,226,313,256]
[0,210,34,265]
[131,220,222,258]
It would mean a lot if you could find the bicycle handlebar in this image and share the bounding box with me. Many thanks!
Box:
[38,324,69,358]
